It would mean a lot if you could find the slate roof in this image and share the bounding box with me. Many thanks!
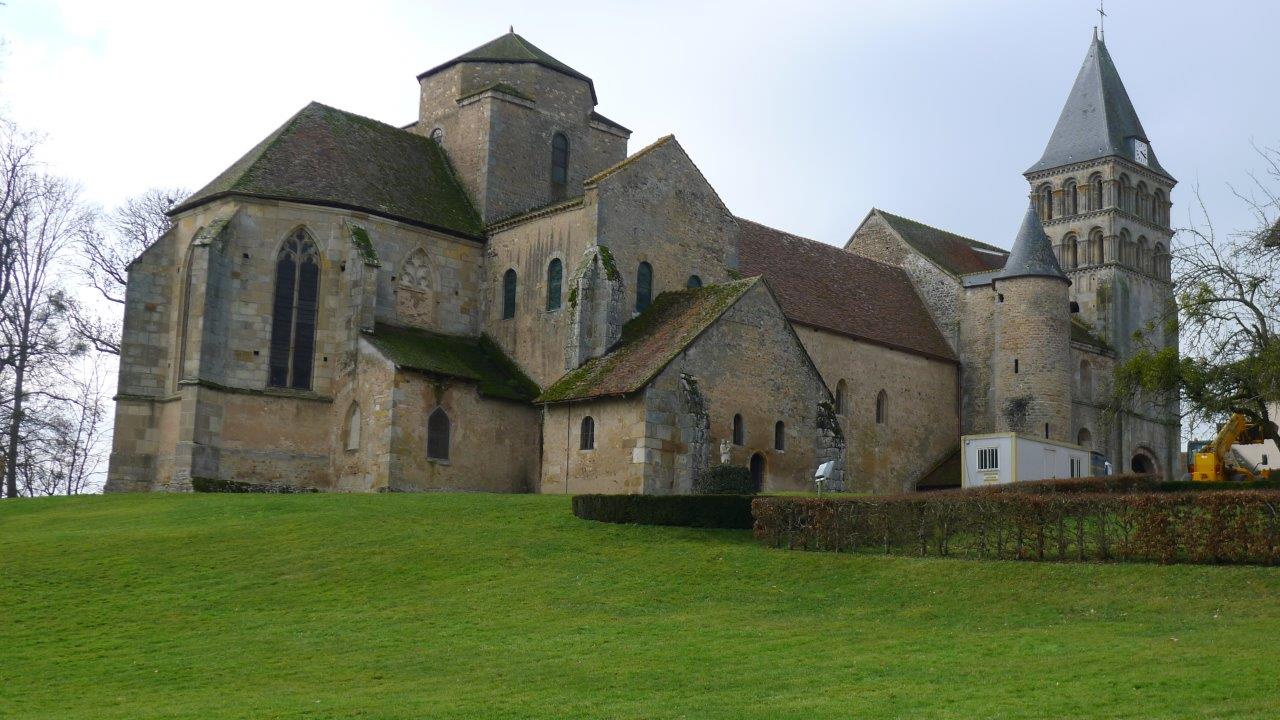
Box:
[173,102,484,238]
[363,324,539,402]
[418,32,597,102]
[871,210,1008,277]
[538,278,759,403]
[737,218,956,362]
[995,204,1067,282]
[1026,35,1173,180]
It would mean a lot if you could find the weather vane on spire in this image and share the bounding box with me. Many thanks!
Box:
[1098,0,1107,41]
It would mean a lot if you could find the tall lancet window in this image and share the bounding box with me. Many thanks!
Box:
[268,228,321,390]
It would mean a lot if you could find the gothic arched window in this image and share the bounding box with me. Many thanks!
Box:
[732,413,745,446]
[546,258,563,311]
[427,407,450,461]
[401,247,431,291]
[551,132,569,199]
[502,268,517,319]
[580,416,595,450]
[268,228,320,390]
[875,390,888,424]
[1038,184,1054,221]
[1064,179,1078,215]
[635,261,653,312]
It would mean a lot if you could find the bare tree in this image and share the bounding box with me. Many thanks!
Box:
[0,119,42,365]
[7,357,110,496]
[0,172,90,498]
[1112,145,1280,443]
[72,187,184,354]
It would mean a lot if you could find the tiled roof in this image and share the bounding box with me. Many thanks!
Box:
[996,203,1067,282]
[1070,318,1110,351]
[873,210,1008,277]
[737,218,956,362]
[364,324,539,402]
[418,32,596,102]
[538,278,759,403]
[173,102,484,238]
[1027,35,1173,180]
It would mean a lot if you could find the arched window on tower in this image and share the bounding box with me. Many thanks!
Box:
[1137,235,1150,274]
[1089,228,1105,265]
[1153,189,1167,226]
[1154,242,1169,281]
[1136,182,1150,221]
[268,227,320,390]
[1064,179,1079,215]
[502,268,517,319]
[875,390,888,424]
[1065,234,1079,269]
[1038,184,1054,221]
[1119,175,1132,213]
[551,132,569,200]
[1119,228,1132,266]
[427,407,450,461]
[635,261,653,313]
[546,258,563,311]
[1090,173,1104,211]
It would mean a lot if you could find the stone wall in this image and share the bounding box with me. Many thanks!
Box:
[991,277,1072,442]
[795,325,958,493]
[389,373,541,492]
[540,396,647,495]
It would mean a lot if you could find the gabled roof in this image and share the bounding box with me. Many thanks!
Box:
[363,324,539,402]
[869,210,1008,277]
[738,218,956,362]
[538,278,759,403]
[172,102,484,238]
[418,32,596,103]
[1026,35,1173,180]
[995,203,1067,283]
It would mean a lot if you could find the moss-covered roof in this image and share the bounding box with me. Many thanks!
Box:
[1071,318,1111,351]
[364,324,539,402]
[538,278,758,403]
[172,102,484,238]
[418,32,596,102]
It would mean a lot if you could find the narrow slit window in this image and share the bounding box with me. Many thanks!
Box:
[502,268,517,319]
[551,132,569,199]
[546,258,563,311]
[636,262,653,313]
[774,421,785,451]
[732,414,744,446]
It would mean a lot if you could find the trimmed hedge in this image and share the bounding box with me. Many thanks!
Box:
[191,478,318,494]
[693,465,756,495]
[752,490,1280,565]
[573,494,754,529]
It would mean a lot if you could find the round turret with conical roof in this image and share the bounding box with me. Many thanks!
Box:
[992,203,1072,442]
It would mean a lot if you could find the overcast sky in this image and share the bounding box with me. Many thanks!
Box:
[2,0,1277,250]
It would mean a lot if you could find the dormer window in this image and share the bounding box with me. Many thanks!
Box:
[551,132,569,200]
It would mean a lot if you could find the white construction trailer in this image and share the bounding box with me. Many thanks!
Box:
[961,432,1093,488]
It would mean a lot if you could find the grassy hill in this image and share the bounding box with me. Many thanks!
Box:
[2,493,1280,719]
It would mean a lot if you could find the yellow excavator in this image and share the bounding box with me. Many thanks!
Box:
[1191,413,1278,482]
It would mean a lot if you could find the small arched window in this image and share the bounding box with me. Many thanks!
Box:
[551,132,569,199]
[546,258,563,311]
[1065,234,1079,269]
[345,402,361,451]
[269,227,321,390]
[835,380,847,415]
[427,407,450,461]
[774,421,786,451]
[686,274,702,289]
[502,268,517,319]
[1089,228,1105,264]
[875,390,887,424]
[1038,184,1054,221]
[580,416,595,450]
[635,261,653,312]
[430,127,443,144]
[1064,179,1078,215]
[732,414,744,446]
[1090,174,1104,211]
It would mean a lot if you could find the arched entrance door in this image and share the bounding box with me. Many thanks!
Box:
[749,452,766,492]
[1131,452,1155,474]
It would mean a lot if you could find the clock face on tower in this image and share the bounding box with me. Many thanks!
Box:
[1133,138,1150,166]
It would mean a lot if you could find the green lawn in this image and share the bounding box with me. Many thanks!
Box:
[2,493,1279,719]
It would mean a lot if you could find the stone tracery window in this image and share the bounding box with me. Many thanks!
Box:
[400,248,432,291]
[268,227,320,390]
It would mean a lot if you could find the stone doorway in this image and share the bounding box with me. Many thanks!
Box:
[750,452,766,492]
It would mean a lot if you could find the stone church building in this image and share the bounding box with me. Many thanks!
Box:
[105,30,1178,494]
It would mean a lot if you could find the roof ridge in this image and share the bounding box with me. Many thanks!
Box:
[875,209,1007,254]
[584,134,675,185]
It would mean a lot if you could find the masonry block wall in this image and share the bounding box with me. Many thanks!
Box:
[991,277,1072,442]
